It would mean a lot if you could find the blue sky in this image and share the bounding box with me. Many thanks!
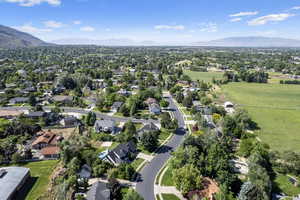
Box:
[1,0,300,42]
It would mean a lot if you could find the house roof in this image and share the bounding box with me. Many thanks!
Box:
[86,181,110,200]
[138,122,159,135]
[95,120,115,128]
[9,97,29,103]
[112,102,123,109]
[32,131,59,147]
[0,167,30,200]
[52,95,73,102]
[41,146,60,156]
[112,141,136,159]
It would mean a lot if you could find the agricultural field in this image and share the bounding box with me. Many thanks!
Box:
[184,70,224,82]
[222,82,300,152]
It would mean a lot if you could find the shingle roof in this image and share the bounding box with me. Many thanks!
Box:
[0,167,30,200]
[86,181,110,200]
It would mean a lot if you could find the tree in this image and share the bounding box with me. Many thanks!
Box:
[173,164,202,195]
[123,189,144,200]
[11,152,22,164]
[85,112,96,126]
[107,178,121,200]
[183,94,193,108]
[29,94,37,106]
[140,131,159,152]
[119,104,130,117]
[175,91,184,103]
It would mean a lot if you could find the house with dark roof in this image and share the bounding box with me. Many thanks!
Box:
[60,116,79,127]
[104,141,137,166]
[111,101,123,112]
[77,164,92,179]
[26,111,47,119]
[9,97,29,105]
[137,122,160,140]
[94,119,116,134]
[86,181,110,200]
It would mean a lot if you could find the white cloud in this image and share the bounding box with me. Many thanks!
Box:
[73,20,82,25]
[291,6,300,10]
[80,26,95,32]
[230,11,258,17]
[13,23,52,34]
[230,18,242,22]
[248,13,295,26]
[154,25,185,30]
[43,20,64,28]
[4,0,61,7]
[199,22,218,33]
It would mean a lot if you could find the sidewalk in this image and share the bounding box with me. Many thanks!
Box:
[154,185,186,200]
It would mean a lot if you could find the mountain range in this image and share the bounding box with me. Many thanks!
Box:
[0,24,49,48]
[1,24,300,48]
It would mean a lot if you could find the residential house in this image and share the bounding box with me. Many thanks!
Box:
[77,164,92,179]
[149,103,161,115]
[137,122,160,140]
[94,120,116,134]
[60,116,79,127]
[9,97,29,105]
[117,89,131,96]
[86,181,110,200]
[31,130,62,150]
[104,141,137,166]
[111,102,123,112]
[40,146,60,159]
[26,111,47,119]
[52,95,73,105]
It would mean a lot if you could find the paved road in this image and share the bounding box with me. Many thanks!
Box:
[136,94,186,200]
[0,106,159,124]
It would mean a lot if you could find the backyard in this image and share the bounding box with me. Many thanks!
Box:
[222,82,300,151]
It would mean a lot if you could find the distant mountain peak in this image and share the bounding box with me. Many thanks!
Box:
[0,24,50,48]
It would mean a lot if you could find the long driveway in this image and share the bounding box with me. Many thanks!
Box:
[136,94,186,200]
[0,106,159,124]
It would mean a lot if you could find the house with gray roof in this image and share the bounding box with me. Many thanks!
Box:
[149,103,161,115]
[9,97,29,105]
[103,141,137,166]
[111,101,123,112]
[86,181,110,200]
[0,167,30,200]
[137,122,160,140]
[94,119,116,134]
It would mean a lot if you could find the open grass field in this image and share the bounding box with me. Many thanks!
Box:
[184,70,224,82]
[222,82,300,152]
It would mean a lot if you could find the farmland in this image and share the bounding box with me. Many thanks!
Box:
[222,82,300,151]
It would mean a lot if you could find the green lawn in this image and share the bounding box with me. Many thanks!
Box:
[222,82,300,151]
[131,158,144,170]
[159,130,172,144]
[14,160,58,200]
[274,174,300,196]
[184,70,224,82]
[161,193,180,200]
[161,166,174,186]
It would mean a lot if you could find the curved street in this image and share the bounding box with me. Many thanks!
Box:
[136,94,186,200]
